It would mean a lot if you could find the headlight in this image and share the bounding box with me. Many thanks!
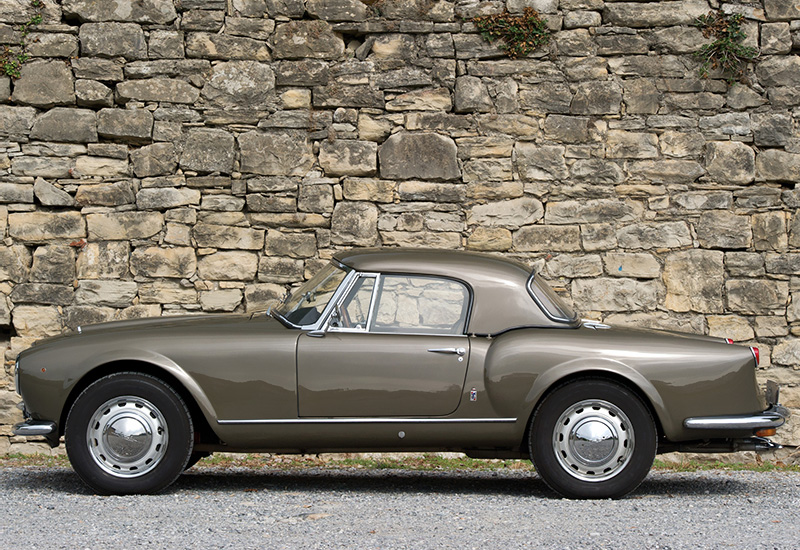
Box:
[14,355,20,395]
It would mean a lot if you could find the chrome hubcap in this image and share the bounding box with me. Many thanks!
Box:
[553,399,634,482]
[87,396,168,478]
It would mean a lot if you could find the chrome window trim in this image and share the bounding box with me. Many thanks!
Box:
[278,268,359,331]
[325,272,380,333]
[218,417,517,425]
[526,271,579,325]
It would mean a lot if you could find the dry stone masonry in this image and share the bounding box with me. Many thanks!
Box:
[0,0,799,453]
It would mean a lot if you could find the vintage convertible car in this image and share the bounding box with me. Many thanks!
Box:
[14,248,789,498]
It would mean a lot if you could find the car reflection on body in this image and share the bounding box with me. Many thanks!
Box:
[14,248,788,498]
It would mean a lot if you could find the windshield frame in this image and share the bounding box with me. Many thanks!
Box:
[526,271,579,325]
[271,262,354,330]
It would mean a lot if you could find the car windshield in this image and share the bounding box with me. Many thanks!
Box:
[529,273,578,323]
[273,263,349,326]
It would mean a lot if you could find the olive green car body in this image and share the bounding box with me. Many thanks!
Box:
[15,249,784,459]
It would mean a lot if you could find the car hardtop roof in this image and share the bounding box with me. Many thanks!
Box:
[332,248,532,282]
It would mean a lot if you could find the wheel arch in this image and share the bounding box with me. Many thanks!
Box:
[58,359,221,446]
[521,367,667,451]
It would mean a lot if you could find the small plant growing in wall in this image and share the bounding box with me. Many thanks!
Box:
[693,10,759,84]
[473,8,551,59]
[1,0,43,79]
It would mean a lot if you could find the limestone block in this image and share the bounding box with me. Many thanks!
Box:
[514,143,567,181]
[461,159,513,182]
[397,181,465,202]
[75,280,138,308]
[30,245,75,284]
[468,197,544,229]
[569,159,625,184]
[755,56,800,87]
[331,202,378,246]
[727,279,789,314]
[544,115,590,143]
[193,223,265,250]
[381,231,461,248]
[664,249,724,313]
[764,0,800,19]
[454,76,492,113]
[75,79,114,108]
[695,211,752,249]
[386,88,452,112]
[179,128,235,174]
[11,157,72,178]
[272,21,344,60]
[646,26,706,54]
[756,150,800,182]
[477,115,539,138]
[519,82,573,114]
[608,55,687,77]
[659,131,705,158]
[0,106,38,138]
[603,1,709,27]
[8,212,85,243]
[752,112,793,146]
[186,32,271,61]
[761,23,792,55]
[32,178,72,208]
[752,211,788,251]
[545,254,603,278]
[379,133,460,181]
[198,251,258,281]
[79,22,147,60]
[513,225,581,252]
[182,10,225,31]
[622,78,659,114]
[131,247,196,278]
[200,195,245,212]
[545,200,641,225]
[138,281,196,304]
[606,131,659,159]
[564,10,602,28]
[426,33,455,58]
[72,58,124,81]
[596,35,649,56]
[131,143,177,177]
[200,289,243,312]
[704,141,755,184]
[466,180,523,200]
[246,194,297,213]
[77,242,130,279]
[239,130,314,176]
[724,252,764,277]
[11,283,73,306]
[456,136,514,159]
[87,212,164,240]
[319,140,377,177]
[275,60,330,86]
[75,181,136,207]
[25,32,78,58]
[572,278,660,312]
[467,227,512,251]
[0,182,33,203]
[137,188,201,210]
[63,306,114,332]
[225,17,275,40]
[707,315,755,342]
[628,160,704,184]
[0,245,31,282]
[306,0,367,20]
[298,182,335,213]
[616,222,692,250]
[571,81,622,115]
[116,78,200,104]
[264,230,317,258]
[202,61,276,109]
[603,253,661,279]
[73,156,129,178]
[97,108,153,143]
[343,178,395,203]
[312,85,384,109]
[11,305,62,338]
[257,256,305,283]
[149,31,185,59]
[244,282,284,311]
[11,60,75,108]
[62,0,178,24]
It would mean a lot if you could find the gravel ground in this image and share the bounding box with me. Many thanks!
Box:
[1,466,799,549]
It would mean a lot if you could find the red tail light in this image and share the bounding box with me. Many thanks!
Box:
[725,338,734,344]
[750,346,759,365]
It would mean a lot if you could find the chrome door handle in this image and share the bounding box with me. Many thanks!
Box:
[427,347,466,356]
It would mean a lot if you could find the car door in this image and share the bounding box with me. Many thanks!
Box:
[297,273,471,417]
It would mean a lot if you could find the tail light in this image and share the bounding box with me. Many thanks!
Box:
[750,346,759,366]
[725,338,734,344]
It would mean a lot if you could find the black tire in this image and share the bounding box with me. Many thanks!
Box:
[529,378,656,499]
[184,452,211,471]
[65,372,194,495]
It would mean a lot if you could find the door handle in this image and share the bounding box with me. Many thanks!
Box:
[427,347,466,356]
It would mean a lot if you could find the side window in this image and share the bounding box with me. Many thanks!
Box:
[371,275,469,335]
[334,276,375,330]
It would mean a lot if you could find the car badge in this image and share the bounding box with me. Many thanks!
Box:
[470,388,477,402]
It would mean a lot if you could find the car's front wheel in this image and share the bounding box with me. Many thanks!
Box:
[65,372,194,495]
[529,378,656,499]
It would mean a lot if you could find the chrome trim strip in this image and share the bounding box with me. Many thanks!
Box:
[683,404,789,430]
[218,417,518,425]
[13,420,57,436]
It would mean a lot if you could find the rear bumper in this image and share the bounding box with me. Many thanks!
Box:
[683,403,789,431]
[13,419,57,437]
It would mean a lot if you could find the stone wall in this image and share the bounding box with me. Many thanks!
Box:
[1,0,799,454]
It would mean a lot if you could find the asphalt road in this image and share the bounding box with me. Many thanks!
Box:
[1,466,799,549]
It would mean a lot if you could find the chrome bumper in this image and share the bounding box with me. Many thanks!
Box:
[684,380,789,431]
[12,419,57,437]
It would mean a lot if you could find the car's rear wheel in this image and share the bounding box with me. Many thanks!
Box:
[529,378,656,499]
[65,372,193,495]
